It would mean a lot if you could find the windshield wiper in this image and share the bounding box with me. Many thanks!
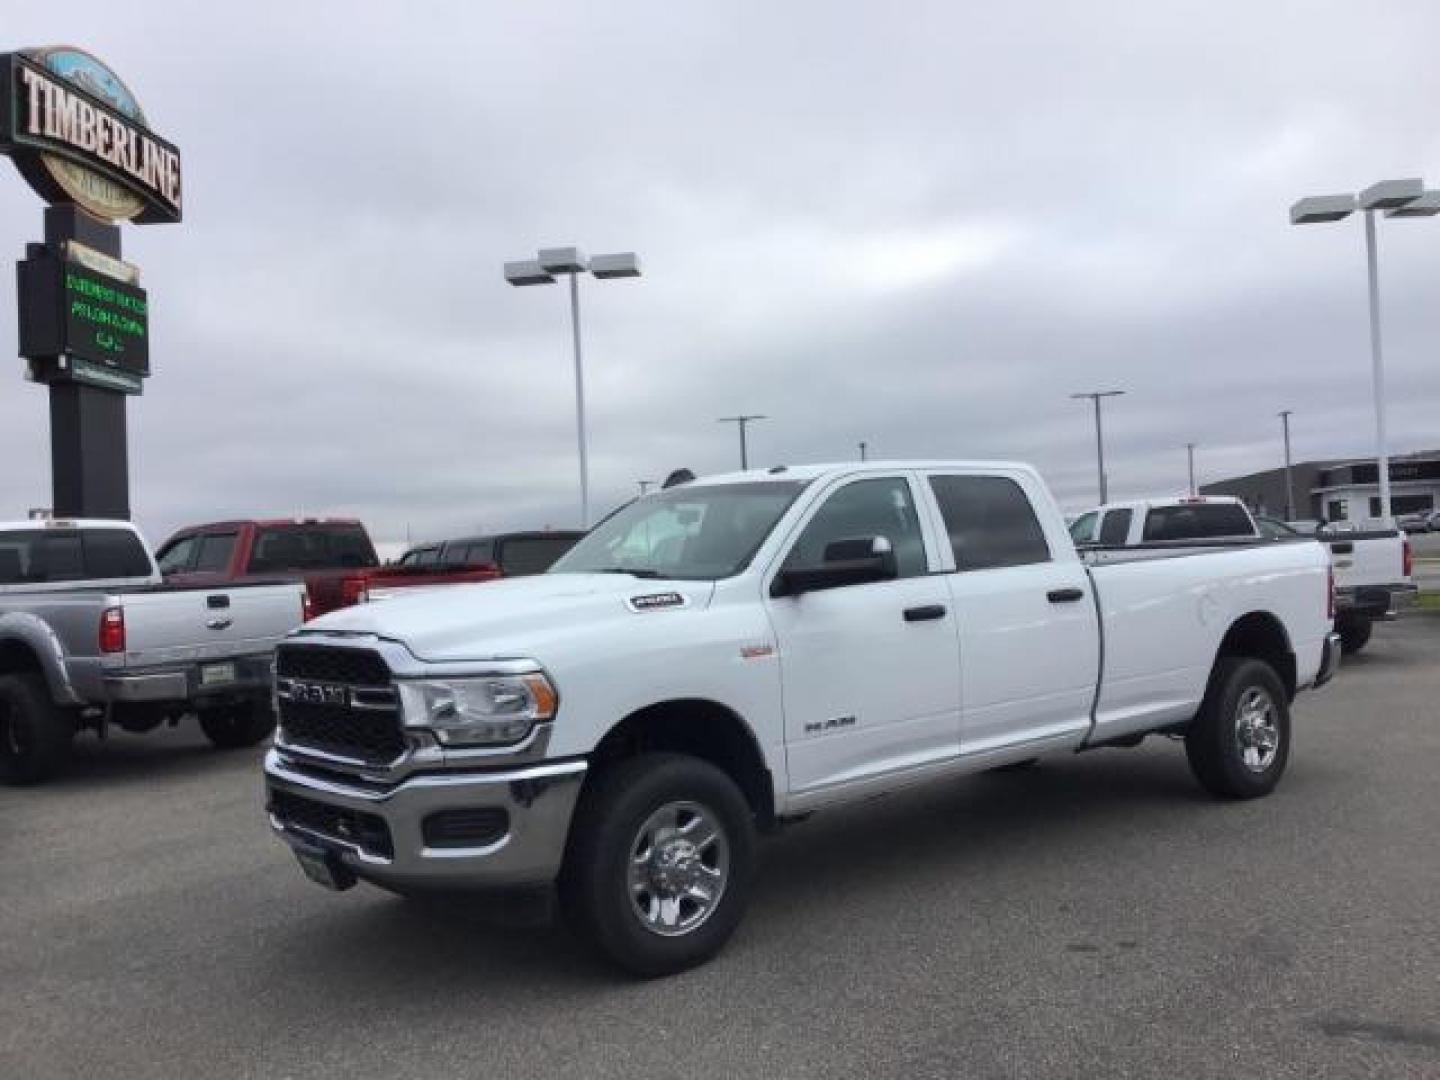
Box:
[591,567,665,578]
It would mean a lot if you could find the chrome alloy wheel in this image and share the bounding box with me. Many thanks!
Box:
[1234,686,1281,773]
[627,800,729,937]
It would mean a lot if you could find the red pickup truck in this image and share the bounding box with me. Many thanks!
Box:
[154,519,497,617]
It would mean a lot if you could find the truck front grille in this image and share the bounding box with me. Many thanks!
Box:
[275,645,406,765]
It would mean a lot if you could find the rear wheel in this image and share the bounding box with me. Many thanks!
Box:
[561,753,755,977]
[0,673,73,785]
[1338,616,1373,656]
[198,699,276,749]
[1185,658,1290,799]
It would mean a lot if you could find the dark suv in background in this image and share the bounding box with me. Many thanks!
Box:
[396,531,583,577]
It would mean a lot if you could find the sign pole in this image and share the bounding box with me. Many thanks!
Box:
[42,205,130,518]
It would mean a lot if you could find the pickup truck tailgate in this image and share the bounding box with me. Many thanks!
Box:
[117,584,306,666]
[1325,531,1407,592]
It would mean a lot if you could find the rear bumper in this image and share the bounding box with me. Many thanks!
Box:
[264,749,587,890]
[1313,632,1342,689]
[101,652,275,704]
[1335,584,1418,621]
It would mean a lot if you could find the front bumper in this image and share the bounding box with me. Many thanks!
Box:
[264,749,587,890]
[1314,632,1342,689]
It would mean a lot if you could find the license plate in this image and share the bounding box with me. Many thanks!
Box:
[200,662,236,686]
[294,846,353,891]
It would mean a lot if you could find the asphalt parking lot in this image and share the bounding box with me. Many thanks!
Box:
[3,618,1439,1080]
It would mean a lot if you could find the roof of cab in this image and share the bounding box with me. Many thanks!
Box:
[683,460,1037,487]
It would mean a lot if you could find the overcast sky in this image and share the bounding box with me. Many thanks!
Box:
[3,2,1440,549]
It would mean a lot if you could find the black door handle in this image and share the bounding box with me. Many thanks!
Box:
[903,604,947,622]
[1047,588,1085,603]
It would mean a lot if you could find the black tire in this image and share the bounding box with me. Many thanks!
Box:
[1185,657,1291,800]
[1338,617,1373,656]
[560,753,756,977]
[0,673,73,785]
[197,699,276,749]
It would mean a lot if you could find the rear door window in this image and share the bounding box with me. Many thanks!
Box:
[927,475,1051,570]
[498,536,579,576]
[1143,504,1254,541]
[1098,509,1133,545]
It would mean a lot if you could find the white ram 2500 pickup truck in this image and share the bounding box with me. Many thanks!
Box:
[265,462,1339,975]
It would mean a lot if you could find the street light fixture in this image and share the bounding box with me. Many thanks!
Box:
[504,246,641,528]
[717,415,767,470]
[1290,177,1440,523]
[1070,390,1125,504]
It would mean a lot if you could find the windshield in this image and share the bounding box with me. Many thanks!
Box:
[550,481,810,581]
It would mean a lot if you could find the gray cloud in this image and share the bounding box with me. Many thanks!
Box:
[2,1,1439,553]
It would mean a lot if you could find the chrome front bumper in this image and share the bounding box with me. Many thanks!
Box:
[1314,632,1342,689]
[264,749,587,890]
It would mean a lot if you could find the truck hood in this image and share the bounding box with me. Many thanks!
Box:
[297,573,717,661]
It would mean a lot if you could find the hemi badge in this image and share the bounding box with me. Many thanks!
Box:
[627,591,687,612]
[740,644,774,659]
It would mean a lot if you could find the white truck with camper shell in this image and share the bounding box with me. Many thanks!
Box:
[264,462,1340,975]
[1070,496,1414,655]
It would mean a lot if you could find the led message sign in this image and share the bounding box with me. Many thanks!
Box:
[18,250,150,392]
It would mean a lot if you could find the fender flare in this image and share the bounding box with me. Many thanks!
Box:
[0,612,80,705]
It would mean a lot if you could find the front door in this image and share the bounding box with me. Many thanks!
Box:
[764,474,962,794]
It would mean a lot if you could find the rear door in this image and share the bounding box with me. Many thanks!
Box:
[924,470,1099,754]
[764,473,960,794]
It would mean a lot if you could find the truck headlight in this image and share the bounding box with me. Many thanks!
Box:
[396,674,557,747]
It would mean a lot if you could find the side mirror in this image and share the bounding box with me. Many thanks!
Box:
[772,535,898,597]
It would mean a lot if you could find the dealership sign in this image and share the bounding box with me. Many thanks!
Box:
[0,48,182,223]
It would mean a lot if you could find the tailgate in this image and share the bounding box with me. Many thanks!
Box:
[1327,533,1405,590]
[118,584,306,666]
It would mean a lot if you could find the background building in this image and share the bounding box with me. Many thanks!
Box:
[1201,450,1440,522]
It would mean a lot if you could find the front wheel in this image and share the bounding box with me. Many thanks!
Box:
[198,700,276,749]
[561,753,755,977]
[1185,658,1290,799]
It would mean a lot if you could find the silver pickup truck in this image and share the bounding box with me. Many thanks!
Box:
[0,518,307,784]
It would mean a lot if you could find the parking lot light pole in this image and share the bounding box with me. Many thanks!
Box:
[504,247,641,528]
[858,440,868,462]
[717,415,766,470]
[1278,410,1295,520]
[1186,442,1197,498]
[1290,180,1440,523]
[1070,390,1125,504]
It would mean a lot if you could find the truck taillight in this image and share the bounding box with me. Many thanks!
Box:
[340,575,369,606]
[99,607,126,653]
[1403,537,1413,579]
[301,589,314,622]
[1327,564,1335,621]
